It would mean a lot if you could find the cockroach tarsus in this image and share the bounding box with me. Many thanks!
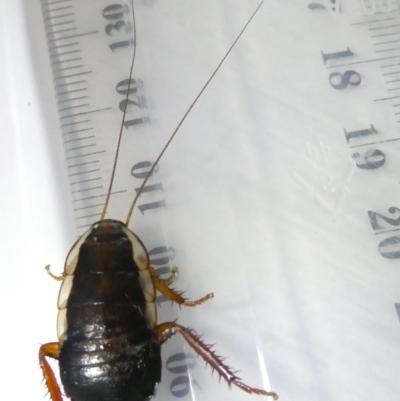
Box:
[39,0,278,400]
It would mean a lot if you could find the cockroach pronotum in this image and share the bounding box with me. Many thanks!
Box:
[39,0,278,400]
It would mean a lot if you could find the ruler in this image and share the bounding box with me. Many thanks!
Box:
[40,0,142,233]
[2,0,400,400]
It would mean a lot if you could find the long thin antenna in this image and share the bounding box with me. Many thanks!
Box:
[125,0,265,226]
[100,0,137,221]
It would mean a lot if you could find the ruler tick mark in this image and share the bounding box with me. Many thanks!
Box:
[67,144,96,152]
[57,88,87,97]
[50,50,80,59]
[71,178,101,185]
[69,169,100,177]
[75,203,104,211]
[381,61,400,68]
[55,80,86,88]
[45,0,71,3]
[66,150,106,160]
[369,24,400,31]
[371,32,400,39]
[351,16,397,26]
[42,0,72,7]
[42,6,73,15]
[375,47,399,53]
[68,160,99,169]
[57,96,88,104]
[374,39,400,46]
[72,186,103,194]
[43,13,74,23]
[74,190,126,203]
[64,136,95,144]
[67,128,94,135]
[383,71,400,76]
[54,65,84,73]
[60,103,89,112]
[60,107,112,119]
[51,57,82,66]
[48,31,99,44]
[46,28,77,37]
[54,71,91,80]
[374,95,400,101]
[327,55,399,68]
[61,119,92,127]
[49,42,79,51]
[46,20,75,28]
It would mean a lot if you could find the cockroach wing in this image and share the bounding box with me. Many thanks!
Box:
[121,225,157,330]
[63,226,92,276]
[56,226,92,343]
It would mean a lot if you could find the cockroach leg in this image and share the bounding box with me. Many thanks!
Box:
[150,267,214,306]
[45,264,65,281]
[39,342,63,401]
[149,265,178,285]
[156,322,278,400]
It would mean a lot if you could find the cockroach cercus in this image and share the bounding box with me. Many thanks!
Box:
[39,1,278,400]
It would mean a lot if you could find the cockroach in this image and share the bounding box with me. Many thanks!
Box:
[39,1,278,400]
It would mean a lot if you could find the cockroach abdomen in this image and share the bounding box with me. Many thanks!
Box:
[59,335,161,401]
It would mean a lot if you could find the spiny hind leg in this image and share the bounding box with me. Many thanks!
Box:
[39,342,63,401]
[156,322,278,399]
[150,267,213,306]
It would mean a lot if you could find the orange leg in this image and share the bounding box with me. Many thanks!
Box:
[39,342,63,401]
[157,322,278,399]
[149,265,178,285]
[150,267,214,306]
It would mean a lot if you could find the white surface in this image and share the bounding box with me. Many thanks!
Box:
[1,1,400,401]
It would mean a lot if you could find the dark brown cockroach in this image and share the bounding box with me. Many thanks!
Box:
[39,1,278,400]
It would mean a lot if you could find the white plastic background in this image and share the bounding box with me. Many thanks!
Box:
[1,1,400,401]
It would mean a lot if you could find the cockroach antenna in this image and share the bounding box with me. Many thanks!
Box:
[100,0,137,221]
[99,0,265,225]
[125,0,265,226]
